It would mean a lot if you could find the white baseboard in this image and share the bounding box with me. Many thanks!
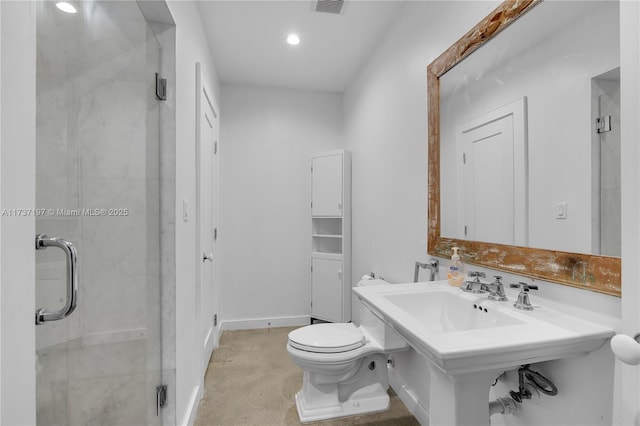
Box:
[180,384,202,426]
[221,315,310,331]
[214,322,222,347]
[389,368,429,425]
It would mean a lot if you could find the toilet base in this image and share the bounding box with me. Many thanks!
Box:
[294,383,390,423]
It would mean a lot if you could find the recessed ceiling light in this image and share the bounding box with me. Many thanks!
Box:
[286,33,300,46]
[56,2,77,14]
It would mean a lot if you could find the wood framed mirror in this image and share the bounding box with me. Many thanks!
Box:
[427,0,621,296]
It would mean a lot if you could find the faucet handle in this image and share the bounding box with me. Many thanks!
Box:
[509,282,538,292]
[488,276,508,301]
[510,282,538,310]
[468,271,486,280]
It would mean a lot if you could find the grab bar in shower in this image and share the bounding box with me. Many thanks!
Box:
[35,234,78,324]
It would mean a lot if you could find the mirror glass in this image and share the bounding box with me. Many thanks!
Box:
[439,0,620,257]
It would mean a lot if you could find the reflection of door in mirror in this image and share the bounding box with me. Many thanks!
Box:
[592,69,621,257]
[439,1,620,256]
[456,98,527,246]
[429,0,622,295]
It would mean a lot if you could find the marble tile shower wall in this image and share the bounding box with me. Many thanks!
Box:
[35,2,163,425]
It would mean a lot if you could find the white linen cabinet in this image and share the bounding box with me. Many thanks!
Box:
[310,150,351,323]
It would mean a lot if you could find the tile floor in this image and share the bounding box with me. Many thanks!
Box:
[194,326,420,425]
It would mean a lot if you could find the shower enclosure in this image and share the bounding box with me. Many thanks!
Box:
[35,1,172,423]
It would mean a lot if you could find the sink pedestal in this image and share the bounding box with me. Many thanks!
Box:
[428,364,501,426]
[353,282,615,425]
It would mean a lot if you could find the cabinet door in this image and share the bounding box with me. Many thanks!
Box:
[312,155,343,217]
[311,257,343,322]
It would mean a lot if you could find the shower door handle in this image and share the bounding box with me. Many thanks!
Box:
[35,234,79,324]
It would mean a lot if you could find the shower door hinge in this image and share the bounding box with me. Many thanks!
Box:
[464,225,468,237]
[214,227,218,240]
[214,313,218,326]
[463,153,467,164]
[156,384,168,415]
[596,115,611,133]
[155,73,167,101]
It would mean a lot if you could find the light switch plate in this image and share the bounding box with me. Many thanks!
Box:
[556,202,567,219]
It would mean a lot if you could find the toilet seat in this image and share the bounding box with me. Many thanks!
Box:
[288,323,366,353]
[287,278,398,423]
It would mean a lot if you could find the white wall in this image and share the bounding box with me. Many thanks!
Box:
[1,4,3,418]
[344,1,498,287]
[0,2,36,424]
[344,1,623,425]
[219,84,343,328]
[165,1,221,424]
[617,1,640,424]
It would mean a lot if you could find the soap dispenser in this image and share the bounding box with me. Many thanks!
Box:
[447,247,465,287]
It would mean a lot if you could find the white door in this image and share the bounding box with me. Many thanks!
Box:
[312,155,343,217]
[457,98,528,246]
[461,116,515,244]
[311,257,342,322]
[196,63,219,377]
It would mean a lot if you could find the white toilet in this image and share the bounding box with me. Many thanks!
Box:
[286,278,407,423]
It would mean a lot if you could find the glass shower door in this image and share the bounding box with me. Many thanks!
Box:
[35,1,163,424]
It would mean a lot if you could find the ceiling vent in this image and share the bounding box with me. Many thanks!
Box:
[314,0,345,15]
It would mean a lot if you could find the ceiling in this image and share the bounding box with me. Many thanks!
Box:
[198,0,406,93]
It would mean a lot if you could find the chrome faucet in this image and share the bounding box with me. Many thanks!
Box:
[414,259,439,282]
[486,276,508,301]
[461,271,488,293]
[510,282,539,310]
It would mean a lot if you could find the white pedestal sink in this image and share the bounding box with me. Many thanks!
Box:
[353,281,614,426]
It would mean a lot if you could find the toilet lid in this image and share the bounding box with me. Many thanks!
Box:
[288,323,366,353]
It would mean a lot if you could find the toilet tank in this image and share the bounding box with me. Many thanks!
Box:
[356,278,408,352]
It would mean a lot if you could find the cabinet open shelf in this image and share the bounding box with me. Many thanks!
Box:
[312,236,342,254]
[312,217,342,236]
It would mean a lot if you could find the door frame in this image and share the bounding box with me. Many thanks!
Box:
[195,62,220,381]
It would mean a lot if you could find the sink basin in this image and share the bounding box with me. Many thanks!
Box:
[354,281,614,426]
[355,281,613,374]
[382,290,525,333]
